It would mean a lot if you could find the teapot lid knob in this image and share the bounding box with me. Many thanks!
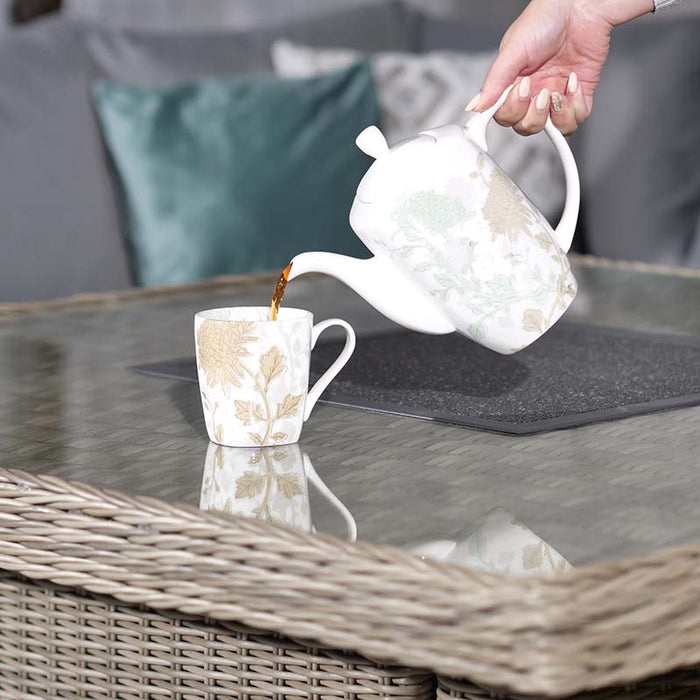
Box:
[356,126,389,159]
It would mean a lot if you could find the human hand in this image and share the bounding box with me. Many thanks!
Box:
[465,0,654,135]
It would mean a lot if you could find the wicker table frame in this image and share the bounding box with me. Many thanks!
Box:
[2,256,700,699]
[1,467,699,699]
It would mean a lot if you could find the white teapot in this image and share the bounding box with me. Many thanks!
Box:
[289,88,580,354]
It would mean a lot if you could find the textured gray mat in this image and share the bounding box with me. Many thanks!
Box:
[130,323,700,435]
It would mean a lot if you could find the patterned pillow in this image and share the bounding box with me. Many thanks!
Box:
[272,39,565,221]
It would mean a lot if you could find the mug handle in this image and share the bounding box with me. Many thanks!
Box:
[304,319,356,421]
[303,454,358,542]
[464,84,580,254]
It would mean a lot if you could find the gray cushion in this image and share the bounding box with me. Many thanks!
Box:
[0,19,133,303]
[416,1,521,53]
[83,1,418,83]
[0,2,417,301]
[580,18,700,267]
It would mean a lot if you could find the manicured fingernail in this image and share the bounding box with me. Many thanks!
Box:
[551,92,564,112]
[465,93,481,111]
[567,72,578,95]
[536,88,550,111]
[518,76,531,99]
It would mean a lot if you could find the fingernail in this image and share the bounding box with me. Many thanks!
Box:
[518,76,531,99]
[536,88,550,111]
[567,72,578,95]
[551,92,564,112]
[465,93,481,111]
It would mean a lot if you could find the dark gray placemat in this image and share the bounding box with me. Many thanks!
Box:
[129,323,700,435]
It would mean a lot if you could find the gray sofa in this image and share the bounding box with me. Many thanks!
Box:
[0,1,698,302]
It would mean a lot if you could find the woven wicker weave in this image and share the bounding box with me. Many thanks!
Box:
[437,673,700,700]
[0,572,433,700]
[2,467,700,699]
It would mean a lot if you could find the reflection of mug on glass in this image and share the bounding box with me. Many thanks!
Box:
[195,307,355,447]
[200,442,357,541]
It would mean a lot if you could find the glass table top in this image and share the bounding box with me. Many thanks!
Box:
[1,257,700,572]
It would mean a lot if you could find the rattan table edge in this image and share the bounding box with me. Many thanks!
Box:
[2,255,700,321]
[0,467,699,698]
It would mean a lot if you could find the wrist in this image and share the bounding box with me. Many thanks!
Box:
[582,0,655,25]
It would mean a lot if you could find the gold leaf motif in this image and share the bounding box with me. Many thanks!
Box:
[197,320,257,393]
[213,424,224,445]
[223,498,233,514]
[248,451,262,465]
[276,473,303,499]
[234,400,253,426]
[271,432,287,443]
[249,432,263,445]
[523,543,544,570]
[272,449,288,461]
[214,445,224,469]
[252,403,266,422]
[522,308,545,334]
[536,232,553,251]
[234,400,265,426]
[260,346,286,385]
[276,394,304,420]
[235,471,265,498]
[482,168,538,242]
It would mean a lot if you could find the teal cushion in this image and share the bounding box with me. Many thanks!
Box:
[92,63,378,286]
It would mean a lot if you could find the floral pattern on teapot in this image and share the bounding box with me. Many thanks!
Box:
[349,124,577,354]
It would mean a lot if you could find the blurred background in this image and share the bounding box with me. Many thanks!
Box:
[0,0,698,302]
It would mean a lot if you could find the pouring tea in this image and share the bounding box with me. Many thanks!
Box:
[284,87,580,354]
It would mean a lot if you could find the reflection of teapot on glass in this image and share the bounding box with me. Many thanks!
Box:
[200,442,357,541]
[408,508,571,577]
[288,87,579,355]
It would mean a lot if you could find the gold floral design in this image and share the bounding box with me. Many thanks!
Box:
[522,541,569,574]
[227,448,303,525]
[198,319,304,446]
[481,168,538,242]
[522,308,545,334]
[197,320,258,394]
[233,345,303,446]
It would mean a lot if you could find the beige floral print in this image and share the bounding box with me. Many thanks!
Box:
[481,168,539,242]
[223,448,303,525]
[198,322,304,446]
[197,320,258,394]
[232,345,304,446]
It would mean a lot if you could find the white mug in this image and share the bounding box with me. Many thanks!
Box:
[195,306,355,447]
[200,442,357,540]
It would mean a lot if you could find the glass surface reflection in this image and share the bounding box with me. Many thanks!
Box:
[200,442,357,541]
[408,508,572,577]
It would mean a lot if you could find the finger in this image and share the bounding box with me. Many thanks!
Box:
[513,88,550,136]
[494,76,532,127]
[466,47,525,112]
[566,72,590,125]
[549,90,578,135]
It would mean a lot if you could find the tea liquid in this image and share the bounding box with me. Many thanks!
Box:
[269,262,292,321]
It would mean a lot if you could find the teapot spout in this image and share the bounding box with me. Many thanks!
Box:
[288,252,454,335]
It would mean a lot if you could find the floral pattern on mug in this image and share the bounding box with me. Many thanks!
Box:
[196,308,312,447]
[196,307,355,448]
[200,443,312,531]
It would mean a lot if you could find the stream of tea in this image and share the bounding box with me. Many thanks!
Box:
[269,262,293,321]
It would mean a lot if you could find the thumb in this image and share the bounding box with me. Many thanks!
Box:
[471,48,526,112]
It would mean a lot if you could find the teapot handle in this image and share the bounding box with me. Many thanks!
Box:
[465,85,580,253]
